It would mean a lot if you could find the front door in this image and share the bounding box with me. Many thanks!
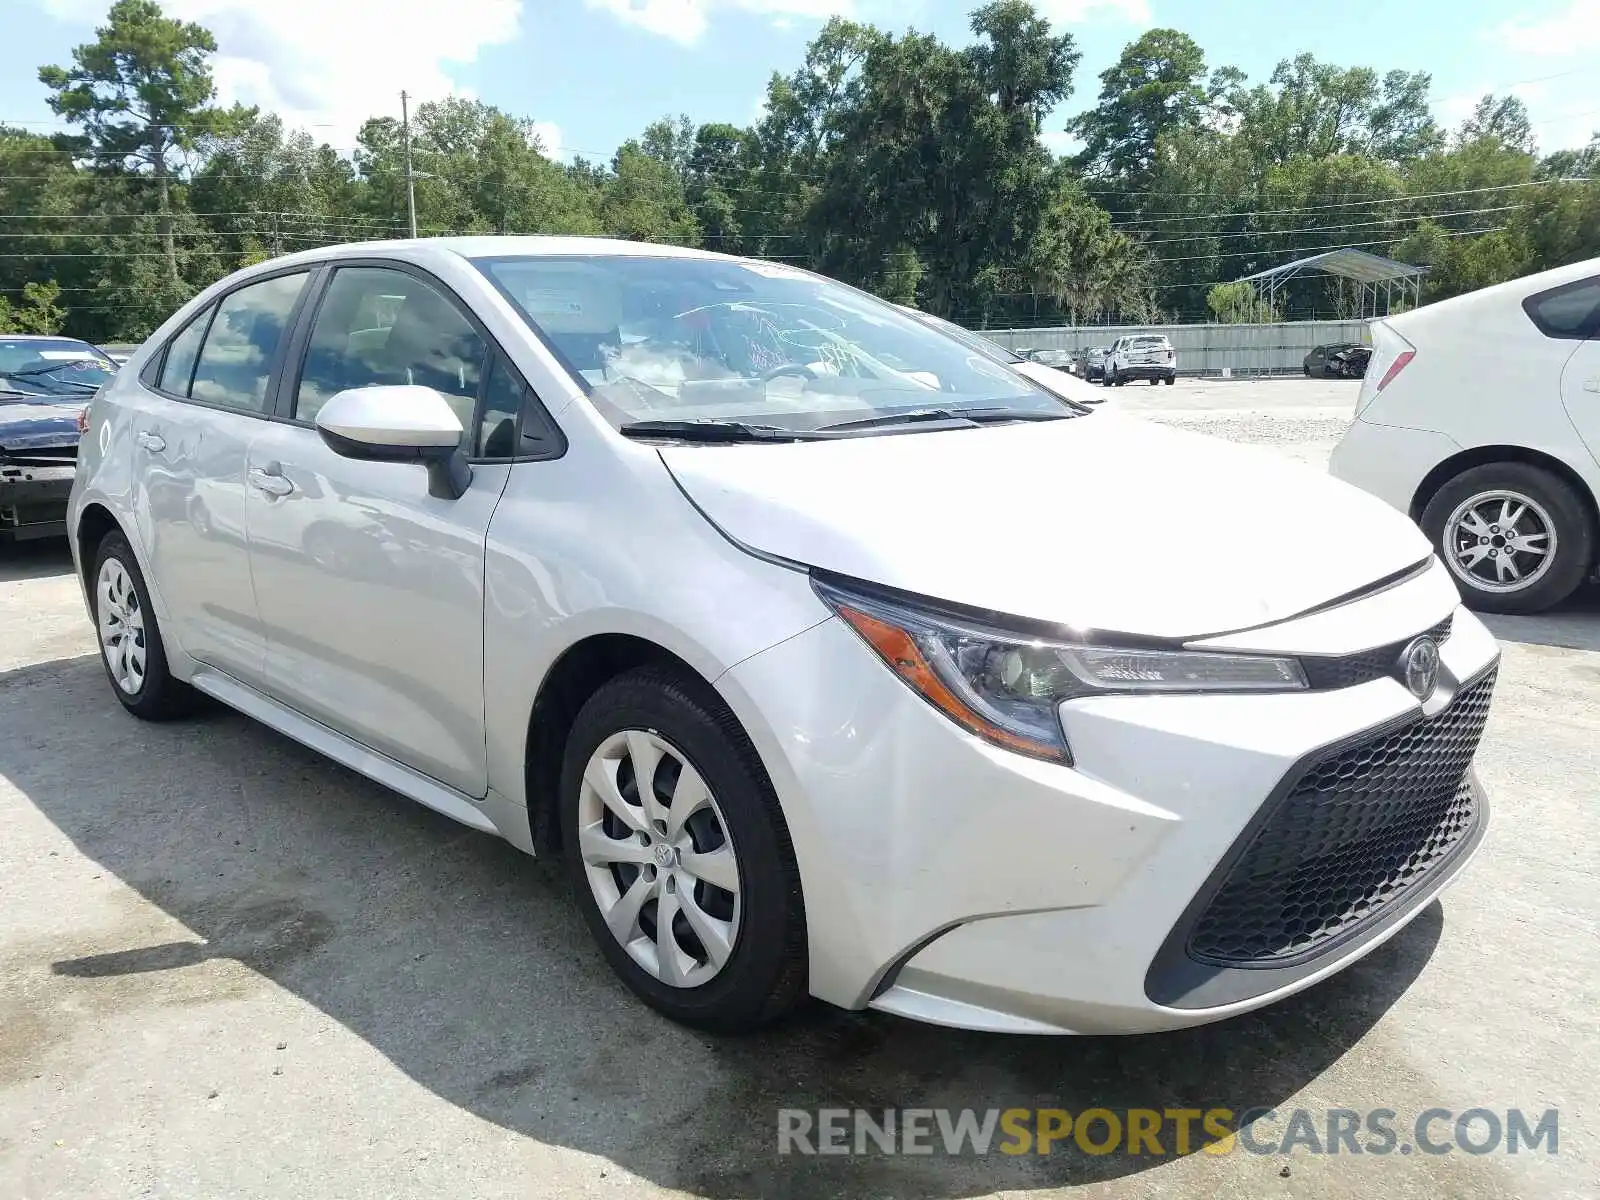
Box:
[128,270,310,682]
[244,264,517,796]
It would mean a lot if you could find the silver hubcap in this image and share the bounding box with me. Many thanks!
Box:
[1443,489,1557,594]
[578,730,741,988]
[96,558,147,694]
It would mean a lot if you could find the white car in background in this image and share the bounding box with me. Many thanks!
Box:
[1330,257,1600,613]
[1104,334,1178,386]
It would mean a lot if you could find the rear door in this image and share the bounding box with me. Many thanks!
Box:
[1528,275,1600,468]
[126,268,312,683]
[243,262,525,796]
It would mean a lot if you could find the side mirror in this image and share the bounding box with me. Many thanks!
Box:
[315,385,473,500]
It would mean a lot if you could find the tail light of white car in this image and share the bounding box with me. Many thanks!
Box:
[1356,323,1415,416]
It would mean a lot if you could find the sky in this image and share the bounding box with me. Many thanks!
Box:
[1,0,1597,164]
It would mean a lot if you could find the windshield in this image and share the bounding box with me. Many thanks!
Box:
[0,338,116,396]
[474,255,1072,433]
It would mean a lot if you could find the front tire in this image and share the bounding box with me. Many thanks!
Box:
[559,666,807,1032]
[1420,462,1594,614]
[90,531,196,719]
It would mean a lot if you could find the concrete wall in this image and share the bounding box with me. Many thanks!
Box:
[981,320,1374,376]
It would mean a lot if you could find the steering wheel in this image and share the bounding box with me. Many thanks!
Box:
[761,363,819,383]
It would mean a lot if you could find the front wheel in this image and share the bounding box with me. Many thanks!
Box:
[1420,462,1594,614]
[560,666,807,1032]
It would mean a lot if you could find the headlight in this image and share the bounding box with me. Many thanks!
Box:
[812,577,1308,764]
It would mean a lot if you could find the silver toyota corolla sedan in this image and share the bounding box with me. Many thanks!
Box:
[68,237,1497,1034]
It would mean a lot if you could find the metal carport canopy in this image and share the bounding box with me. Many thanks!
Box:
[1237,248,1427,286]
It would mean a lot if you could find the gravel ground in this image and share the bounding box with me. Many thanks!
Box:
[2,377,1597,1199]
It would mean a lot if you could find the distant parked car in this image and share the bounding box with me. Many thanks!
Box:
[1304,343,1371,379]
[1105,334,1177,386]
[1081,346,1110,381]
[1,335,116,541]
[1330,256,1600,613]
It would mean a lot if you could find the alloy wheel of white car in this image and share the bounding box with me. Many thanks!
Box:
[577,728,742,988]
[1442,490,1556,595]
[96,557,148,695]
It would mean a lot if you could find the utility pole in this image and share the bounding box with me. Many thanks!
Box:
[401,89,417,239]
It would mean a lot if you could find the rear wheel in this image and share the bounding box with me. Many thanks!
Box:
[91,531,196,719]
[560,666,807,1032]
[1420,462,1594,614]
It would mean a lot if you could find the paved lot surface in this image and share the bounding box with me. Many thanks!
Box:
[2,377,1597,1199]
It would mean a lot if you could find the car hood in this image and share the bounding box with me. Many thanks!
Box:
[0,397,85,451]
[660,411,1433,639]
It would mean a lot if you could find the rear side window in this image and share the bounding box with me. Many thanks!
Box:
[156,306,211,395]
[1523,277,1600,340]
[190,272,308,413]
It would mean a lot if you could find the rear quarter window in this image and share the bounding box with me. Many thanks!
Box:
[1523,277,1600,340]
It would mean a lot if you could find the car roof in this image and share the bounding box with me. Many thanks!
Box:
[255,235,727,274]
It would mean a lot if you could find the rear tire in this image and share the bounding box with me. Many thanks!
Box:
[1420,462,1594,614]
[90,531,197,720]
[559,665,808,1032]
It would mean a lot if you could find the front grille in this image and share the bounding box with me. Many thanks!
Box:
[1187,668,1494,967]
[1301,615,1453,691]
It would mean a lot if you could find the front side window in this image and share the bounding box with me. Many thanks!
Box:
[473,254,1071,433]
[190,273,308,413]
[294,266,484,436]
[1524,278,1600,340]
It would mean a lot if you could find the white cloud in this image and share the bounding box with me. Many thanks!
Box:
[529,120,570,161]
[38,0,522,142]
[1032,0,1151,25]
[1040,128,1077,156]
[1498,1,1600,56]
[584,0,855,47]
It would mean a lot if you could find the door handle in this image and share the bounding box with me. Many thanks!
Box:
[248,465,295,497]
[1585,378,1600,393]
[136,431,166,452]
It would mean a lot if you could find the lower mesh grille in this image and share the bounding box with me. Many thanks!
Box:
[1187,669,1494,967]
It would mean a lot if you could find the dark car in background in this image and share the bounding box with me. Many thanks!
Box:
[1080,346,1110,381]
[1,335,116,541]
[1304,342,1372,378]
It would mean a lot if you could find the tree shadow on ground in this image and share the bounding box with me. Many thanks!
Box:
[1,654,1444,1198]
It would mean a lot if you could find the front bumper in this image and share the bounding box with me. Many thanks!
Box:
[722,570,1500,1034]
[0,464,76,541]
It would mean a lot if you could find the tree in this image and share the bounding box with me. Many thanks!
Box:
[1457,93,1535,154]
[0,281,69,334]
[1067,29,1219,184]
[39,0,229,286]
[1207,280,1281,323]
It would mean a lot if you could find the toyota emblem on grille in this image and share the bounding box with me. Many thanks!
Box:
[1399,636,1441,700]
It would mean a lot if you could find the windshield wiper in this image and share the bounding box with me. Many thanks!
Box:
[619,418,829,443]
[816,405,1071,433]
[4,364,104,378]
